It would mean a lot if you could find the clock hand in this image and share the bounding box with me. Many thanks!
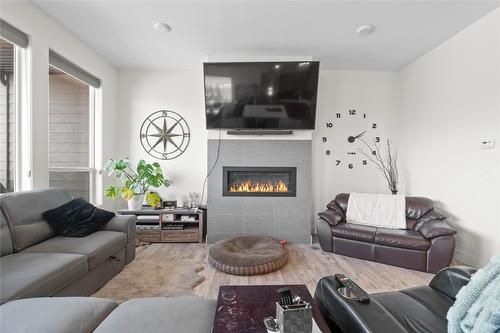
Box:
[347,130,367,143]
[354,130,367,139]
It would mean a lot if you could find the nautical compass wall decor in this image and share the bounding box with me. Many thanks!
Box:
[140,110,190,160]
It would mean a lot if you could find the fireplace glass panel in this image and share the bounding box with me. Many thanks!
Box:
[223,167,296,197]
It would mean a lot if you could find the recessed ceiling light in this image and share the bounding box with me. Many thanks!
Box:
[154,22,172,33]
[356,24,375,35]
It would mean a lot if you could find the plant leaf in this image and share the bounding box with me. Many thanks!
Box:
[129,182,143,194]
[104,185,119,199]
[121,187,135,201]
[115,159,128,171]
[148,176,161,187]
[103,159,116,174]
[146,192,161,208]
[136,160,146,173]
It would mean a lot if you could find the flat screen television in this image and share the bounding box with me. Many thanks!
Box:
[204,61,319,130]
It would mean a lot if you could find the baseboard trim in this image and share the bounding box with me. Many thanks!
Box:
[454,248,479,267]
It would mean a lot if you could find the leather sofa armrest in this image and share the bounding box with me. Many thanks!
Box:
[318,209,344,226]
[314,276,406,333]
[326,199,347,217]
[414,208,447,228]
[429,266,477,300]
[416,219,456,239]
[100,215,136,243]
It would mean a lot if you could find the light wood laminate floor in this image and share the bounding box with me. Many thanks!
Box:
[136,242,435,300]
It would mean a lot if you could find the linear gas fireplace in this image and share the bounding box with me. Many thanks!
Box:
[223,166,297,197]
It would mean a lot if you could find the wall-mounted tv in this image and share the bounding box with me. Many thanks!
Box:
[204,61,319,130]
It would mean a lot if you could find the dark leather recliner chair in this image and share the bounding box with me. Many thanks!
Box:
[317,193,457,273]
[314,266,476,333]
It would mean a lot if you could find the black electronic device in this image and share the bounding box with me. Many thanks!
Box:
[163,224,184,230]
[162,200,177,209]
[263,316,278,332]
[204,61,320,130]
[277,287,293,306]
[334,273,370,303]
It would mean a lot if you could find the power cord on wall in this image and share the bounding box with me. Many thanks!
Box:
[200,129,222,206]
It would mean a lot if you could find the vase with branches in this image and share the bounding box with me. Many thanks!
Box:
[104,159,170,210]
[358,139,399,194]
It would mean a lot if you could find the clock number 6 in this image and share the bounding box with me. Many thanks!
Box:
[348,163,353,169]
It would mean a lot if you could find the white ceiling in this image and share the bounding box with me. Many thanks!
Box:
[33,1,500,70]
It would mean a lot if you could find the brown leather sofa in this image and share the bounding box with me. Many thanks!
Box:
[317,193,456,273]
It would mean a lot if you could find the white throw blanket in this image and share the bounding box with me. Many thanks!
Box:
[346,193,406,229]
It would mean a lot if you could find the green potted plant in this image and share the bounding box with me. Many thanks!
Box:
[104,158,170,210]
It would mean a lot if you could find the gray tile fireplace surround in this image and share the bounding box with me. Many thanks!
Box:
[207,139,312,244]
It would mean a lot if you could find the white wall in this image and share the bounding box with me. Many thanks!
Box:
[117,69,398,219]
[0,1,117,208]
[313,71,399,218]
[116,68,207,207]
[398,8,500,267]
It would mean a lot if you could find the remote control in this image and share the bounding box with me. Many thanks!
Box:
[263,317,278,332]
[334,273,371,303]
[277,287,293,306]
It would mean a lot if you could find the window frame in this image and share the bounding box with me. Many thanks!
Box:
[47,65,102,205]
[16,42,32,191]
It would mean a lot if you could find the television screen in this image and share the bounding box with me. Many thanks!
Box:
[204,61,319,130]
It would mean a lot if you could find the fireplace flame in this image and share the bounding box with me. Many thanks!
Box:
[229,180,289,193]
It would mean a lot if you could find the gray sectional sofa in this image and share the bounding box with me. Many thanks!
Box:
[0,296,217,333]
[0,188,216,332]
[0,188,136,304]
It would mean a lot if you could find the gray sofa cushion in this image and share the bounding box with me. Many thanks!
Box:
[0,252,87,304]
[0,297,117,333]
[0,212,13,256]
[94,296,217,333]
[24,231,126,269]
[0,188,73,251]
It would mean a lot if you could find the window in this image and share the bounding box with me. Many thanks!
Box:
[48,51,101,204]
[0,20,29,193]
[0,38,16,192]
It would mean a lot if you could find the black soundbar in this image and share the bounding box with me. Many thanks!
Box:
[226,130,293,136]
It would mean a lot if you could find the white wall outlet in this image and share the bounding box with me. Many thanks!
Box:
[480,139,496,149]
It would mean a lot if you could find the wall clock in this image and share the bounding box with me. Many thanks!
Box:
[322,109,381,169]
[140,110,190,160]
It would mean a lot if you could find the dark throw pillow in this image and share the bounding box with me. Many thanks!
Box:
[42,198,115,237]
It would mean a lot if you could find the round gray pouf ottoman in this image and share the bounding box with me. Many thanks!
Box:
[208,235,289,276]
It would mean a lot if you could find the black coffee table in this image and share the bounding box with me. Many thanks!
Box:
[212,285,331,333]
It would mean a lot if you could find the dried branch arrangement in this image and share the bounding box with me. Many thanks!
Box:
[358,139,399,194]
